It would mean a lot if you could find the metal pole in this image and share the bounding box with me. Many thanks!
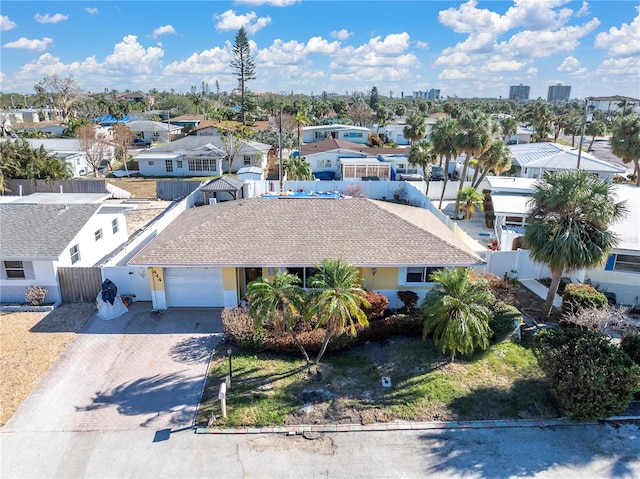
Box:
[167,110,171,143]
[227,348,232,389]
[576,98,590,170]
[278,105,283,191]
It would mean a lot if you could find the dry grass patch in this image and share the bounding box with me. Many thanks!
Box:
[0,303,95,425]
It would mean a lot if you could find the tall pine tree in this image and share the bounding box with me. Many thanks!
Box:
[230,27,256,125]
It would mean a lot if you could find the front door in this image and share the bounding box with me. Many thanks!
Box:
[238,267,263,302]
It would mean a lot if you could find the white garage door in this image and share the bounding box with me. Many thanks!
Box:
[164,267,224,307]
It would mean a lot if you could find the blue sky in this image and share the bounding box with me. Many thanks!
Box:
[1,1,639,100]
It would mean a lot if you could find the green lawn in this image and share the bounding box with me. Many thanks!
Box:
[197,336,558,428]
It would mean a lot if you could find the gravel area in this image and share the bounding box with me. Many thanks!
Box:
[0,303,96,426]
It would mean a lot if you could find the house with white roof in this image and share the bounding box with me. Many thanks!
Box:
[124,120,184,144]
[21,138,102,177]
[485,176,640,305]
[302,124,371,145]
[134,136,271,176]
[0,193,129,304]
[508,142,626,180]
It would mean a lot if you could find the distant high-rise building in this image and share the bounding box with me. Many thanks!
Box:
[509,84,530,100]
[547,84,571,102]
[413,89,441,100]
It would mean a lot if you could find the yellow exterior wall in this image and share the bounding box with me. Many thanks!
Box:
[359,267,434,292]
[149,267,165,293]
[222,267,237,289]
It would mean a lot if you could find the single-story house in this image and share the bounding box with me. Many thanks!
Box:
[590,96,640,115]
[0,193,129,304]
[128,197,485,310]
[508,142,626,180]
[124,120,184,144]
[485,177,639,305]
[302,124,371,145]
[21,138,101,177]
[300,138,414,180]
[134,136,271,176]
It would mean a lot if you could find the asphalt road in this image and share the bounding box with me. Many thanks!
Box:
[2,422,639,478]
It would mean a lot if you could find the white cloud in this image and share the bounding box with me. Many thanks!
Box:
[438,0,509,35]
[434,52,472,68]
[367,33,410,55]
[330,29,352,41]
[576,1,589,17]
[415,41,428,50]
[103,35,164,74]
[1,15,17,31]
[503,0,574,30]
[305,37,340,55]
[596,55,640,76]
[152,25,176,39]
[214,10,271,34]
[438,68,476,80]
[594,6,640,56]
[256,39,308,66]
[3,37,53,51]
[164,45,232,75]
[557,56,586,75]
[234,0,300,5]
[34,13,69,24]
[85,8,99,15]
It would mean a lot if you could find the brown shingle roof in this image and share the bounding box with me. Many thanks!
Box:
[128,198,483,267]
[300,138,387,157]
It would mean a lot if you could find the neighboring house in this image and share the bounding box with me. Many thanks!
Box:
[117,91,146,103]
[22,138,101,177]
[486,177,640,305]
[302,124,371,145]
[0,194,129,304]
[377,118,437,145]
[505,126,534,145]
[17,121,66,136]
[128,197,484,310]
[166,114,207,132]
[508,142,626,180]
[589,96,640,115]
[134,136,271,176]
[194,120,271,137]
[300,138,414,180]
[124,120,183,144]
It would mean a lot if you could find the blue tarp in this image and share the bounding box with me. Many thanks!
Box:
[93,115,134,125]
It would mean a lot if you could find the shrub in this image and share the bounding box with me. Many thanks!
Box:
[25,285,48,306]
[397,291,419,313]
[470,272,516,305]
[489,301,523,341]
[361,291,389,319]
[534,328,640,420]
[621,335,640,365]
[561,283,608,315]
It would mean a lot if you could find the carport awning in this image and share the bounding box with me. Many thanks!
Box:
[491,194,532,217]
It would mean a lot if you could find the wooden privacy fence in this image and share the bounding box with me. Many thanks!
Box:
[4,179,107,196]
[156,180,203,200]
[58,267,102,303]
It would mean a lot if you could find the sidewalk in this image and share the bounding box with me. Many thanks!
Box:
[520,278,563,308]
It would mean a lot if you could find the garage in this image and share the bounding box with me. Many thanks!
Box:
[164,267,224,307]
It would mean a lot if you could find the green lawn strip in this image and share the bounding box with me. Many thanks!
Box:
[197,339,557,428]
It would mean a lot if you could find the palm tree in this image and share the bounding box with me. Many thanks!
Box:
[522,170,628,320]
[609,115,640,185]
[246,272,310,364]
[431,117,461,210]
[562,115,582,147]
[456,186,484,226]
[307,259,370,364]
[453,111,493,218]
[408,140,437,196]
[403,112,427,145]
[499,117,518,143]
[471,139,511,188]
[584,119,606,152]
[283,155,312,181]
[420,268,493,362]
[293,111,310,151]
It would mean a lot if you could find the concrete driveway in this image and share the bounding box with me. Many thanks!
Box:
[3,302,222,432]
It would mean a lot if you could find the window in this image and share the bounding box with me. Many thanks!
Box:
[112,218,119,234]
[406,267,441,283]
[314,131,327,140]
[148,161,154,166]
[316,159,332,168]
[165,160,173,172]
[3,261,25,278]
[188,158,218,172]
[177,160,183,168]
[286,267,319,288]
[243,155,251,166]
[94,229,103,241]
[608,254,640,273]
[69,244,80,265]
